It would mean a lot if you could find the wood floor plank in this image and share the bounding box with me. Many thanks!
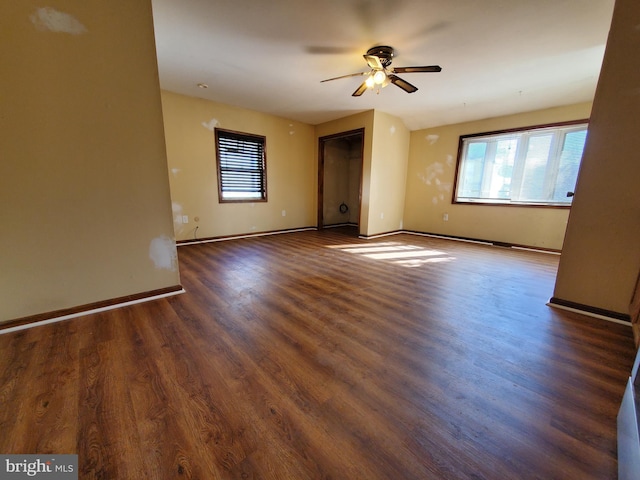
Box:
[0,331,39,444]
[118,304,220,479]
[77,315,148,480]
[139,301,253,477]
[0,323,79,454]
[0,227,635,479]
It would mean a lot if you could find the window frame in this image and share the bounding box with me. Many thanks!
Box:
[452,119,589,208]
[215,128,268,203]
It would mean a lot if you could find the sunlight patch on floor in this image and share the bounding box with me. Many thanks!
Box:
[339,245,422,254]
[327,241,455,267]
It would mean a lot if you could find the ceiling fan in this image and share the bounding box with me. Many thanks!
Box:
[321,45,442,96]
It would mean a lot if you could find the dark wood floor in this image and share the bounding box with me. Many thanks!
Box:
[0,227,636,479]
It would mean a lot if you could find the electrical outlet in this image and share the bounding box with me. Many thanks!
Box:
[443,213,449,221]
[182,215,189,224]
[282,210,286,217]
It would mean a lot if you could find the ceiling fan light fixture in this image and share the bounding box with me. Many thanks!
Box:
[321,45,441,97]
[373,70,386,85]
[365,75,375,88]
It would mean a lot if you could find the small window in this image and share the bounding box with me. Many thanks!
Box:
[453,120,588,207]
[215,128,267,202]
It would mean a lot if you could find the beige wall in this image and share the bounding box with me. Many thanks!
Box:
[0,1,180,323]
[367,111,411,236]
[161,91,316,241]
[196,101,590,244]
[404,103,593,250]
[554,0,640,315]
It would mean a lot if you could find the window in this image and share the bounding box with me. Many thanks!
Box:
[215,128,267,202]
[453,120,588,206]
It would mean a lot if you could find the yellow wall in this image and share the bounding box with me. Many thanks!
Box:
[404,102,593,250]
[0,1,180,323]
[161,91,316,241]
[554,0,640,315]
[368,111,411,236]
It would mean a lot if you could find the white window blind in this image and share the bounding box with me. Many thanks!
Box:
[454,122,588,206]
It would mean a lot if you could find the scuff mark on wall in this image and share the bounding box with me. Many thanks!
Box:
[172,201,186,229]
[418,161,452,205]
[432,182,452,204]
[149,235,178,271]
[202,118,219,131]
[172,202,185,234]
[446,154,454,167]
[30,7,87,35]
[418,161,444,186]
[426,134,439,145]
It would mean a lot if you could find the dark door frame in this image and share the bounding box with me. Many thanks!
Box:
[317,128,365,230]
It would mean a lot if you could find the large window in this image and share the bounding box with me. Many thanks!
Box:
[215,128,267,202]
[453,121,588,206]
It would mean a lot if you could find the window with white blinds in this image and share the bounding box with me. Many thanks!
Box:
[453,120,588,207]
[215,128,267,202]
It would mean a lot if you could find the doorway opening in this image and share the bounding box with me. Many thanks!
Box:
[318,129,364,234]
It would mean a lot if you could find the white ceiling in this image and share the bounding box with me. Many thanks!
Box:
[151,0,614,131]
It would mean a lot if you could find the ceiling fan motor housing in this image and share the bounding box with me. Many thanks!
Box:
[366,45,394,67]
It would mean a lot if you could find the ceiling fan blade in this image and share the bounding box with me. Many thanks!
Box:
[352,81,369,97]
[364,54,383,70]
[388,74,418,93]
[321,72,367,83]
[393,65,442,74]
